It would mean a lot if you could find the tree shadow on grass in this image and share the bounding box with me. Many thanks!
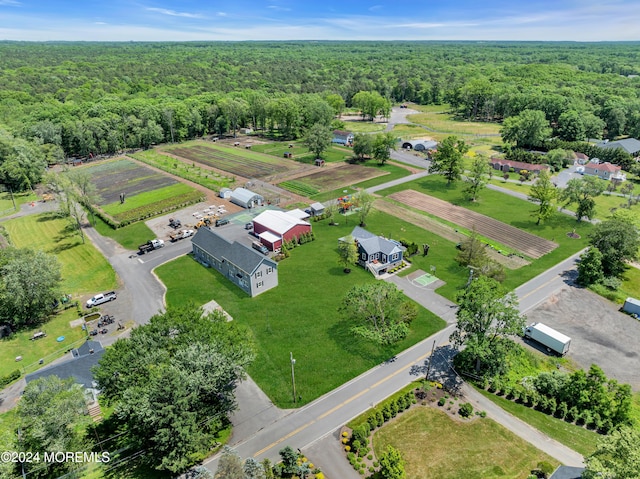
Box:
[327,319,398,364]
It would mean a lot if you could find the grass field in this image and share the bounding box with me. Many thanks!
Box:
[409,104,503,136]
[251,140,353,164]
[343,120,386,133]
[278,180,319,197]
[475,388,599,457]
[157,210,447,407]
[101,182,196,217]
[376,175,591,299]
[0,308,87,378]
[92,215,156,250]
[4,213,117,295]
[0,190,37,217]
[373,407,559,479]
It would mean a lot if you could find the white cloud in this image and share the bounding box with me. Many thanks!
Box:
[267,5,291,12]
[146,7,203,19]
[0,0,20,6]
[94,22,107,25]
[368,5,383,12]
[216,12,227,17]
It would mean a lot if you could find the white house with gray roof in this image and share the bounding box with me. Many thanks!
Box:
[596,138,640,155]
[192,227,278,297]
[341,226,405,276]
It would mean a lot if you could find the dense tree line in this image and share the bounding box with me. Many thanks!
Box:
[0,41,640,190]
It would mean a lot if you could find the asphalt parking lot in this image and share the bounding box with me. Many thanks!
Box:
[524,284,640,390]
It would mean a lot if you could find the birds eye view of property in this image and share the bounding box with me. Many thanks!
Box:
[1,1,640,478]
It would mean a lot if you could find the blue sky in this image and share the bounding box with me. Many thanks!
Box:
[0,0,639,41]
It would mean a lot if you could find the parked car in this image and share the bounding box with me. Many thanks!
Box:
[245,222,253,230]
[215,218,229,227]
[86,291,117,308]
[252,242,269,255]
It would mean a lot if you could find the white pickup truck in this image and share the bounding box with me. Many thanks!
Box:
[86,291,117,308]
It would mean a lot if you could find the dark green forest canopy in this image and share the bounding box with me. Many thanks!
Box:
[0,41,639,160]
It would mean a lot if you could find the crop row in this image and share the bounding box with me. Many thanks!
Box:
[278,180,319,197]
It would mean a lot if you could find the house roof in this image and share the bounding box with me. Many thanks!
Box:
[574,152,589,161]
[585,161,621,172]
[333,130,353,137]
[253,210,310,235]
[26,340,105,389]
[349,226,404,257]
[287,208,310,220]
[310,202,325,211]
[192,227,276,275]
[549,466,585,479]
[489,158,550,171]
[597,138,640,154]
[231,187,263,204]
[259,231,281,244]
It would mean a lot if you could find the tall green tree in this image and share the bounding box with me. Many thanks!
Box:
[428,135,469,185]
[556,110,586,141]
[93,306,255,473]
[325,93,345,117]
[559,176,606,222]
[378,445,406,479]
[303,123,332,159]
[340,283,416,345]
[500,109,551,148]
[17,376,89,479]
[463,156,489,201]
[0,247,61,329]
[528,169,557,225]
[577,247,605,286]
[450,276,525,374]
[589,217,640,277]
[221,97,249,138]
[372,132,397,165]
[353,133,374,160]
[354,190,375,226]
[215,446,244,479]
[337,235,359,273]
[583,426,640,479]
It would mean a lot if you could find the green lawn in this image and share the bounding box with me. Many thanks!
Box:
[4,213,117,295]
[92,215,156,251]
[409,104,503,136]
[375,174,592,298]
[0,190,37,217]
[343,120,386,133]
[157,211,446,407]
[373,407,559,479]
[0,308,88,378]
[475,388,599,457]
[251,141,353,164]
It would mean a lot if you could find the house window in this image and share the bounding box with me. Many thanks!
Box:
[256,271,262,278]
[361,253,366,260]
[266,267,273,274]
[257,281,264,288]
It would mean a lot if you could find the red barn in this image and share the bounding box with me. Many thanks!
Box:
[252,210,312,251]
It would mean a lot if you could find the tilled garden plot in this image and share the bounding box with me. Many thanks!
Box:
[389,190,556,259]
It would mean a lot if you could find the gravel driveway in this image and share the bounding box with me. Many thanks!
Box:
[524,285,640,390]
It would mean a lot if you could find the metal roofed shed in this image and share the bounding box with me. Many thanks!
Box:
[309,202,325,216]
[401,139,438,151]
[230,187,264,209]
[219,187,232,199]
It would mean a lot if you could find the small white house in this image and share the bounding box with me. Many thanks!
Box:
[219,187,232,199]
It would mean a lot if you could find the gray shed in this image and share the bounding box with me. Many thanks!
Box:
[219,187,232,199]
[310,202,325,216]
[623,297,640,316]
[230,188,264,209]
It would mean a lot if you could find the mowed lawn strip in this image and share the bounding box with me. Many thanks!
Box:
[475,388,599,456]
[5,214,117,295]
[157,211,446,407]
[373,407,559,479]
[101,182,197,216]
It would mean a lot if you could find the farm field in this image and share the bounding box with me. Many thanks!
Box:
[130,149,233,191]
[78,158,178,206]
[288,163,388,194]
[164,142,298,179]
[4,213,117,295]
[248,140,352,164]
[409,104,503,137]
[157,209,448,407]
[373,407,559,479]
[389,190,557,258]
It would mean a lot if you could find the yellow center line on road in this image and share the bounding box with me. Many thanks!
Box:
[518,274,562,302]
[253,351,431,458]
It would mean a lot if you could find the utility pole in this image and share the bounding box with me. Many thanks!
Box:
[290,352,297,405]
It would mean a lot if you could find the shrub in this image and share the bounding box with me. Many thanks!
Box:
[459,403,474,418]
[375,410,384,428]
[342,438,348,444]
[437,397,446,406]
[536,461,555,478]
[345,446,351,452]
[566,406,579,423]
[342,431,349,438]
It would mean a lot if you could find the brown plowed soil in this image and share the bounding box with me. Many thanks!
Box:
[389,190,556,259]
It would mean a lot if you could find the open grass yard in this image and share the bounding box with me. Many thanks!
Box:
[409,104,503,137]
[100,182,199,220]
[343,120,386,133]
[377,175,591,298]
[164,142,294,179]
[373,407,558,479]
[0,308,87,378]
[93,215,155,250]
[389,190,557,259]
[4,214,117,295]
[249,140,352,164]
[290,163,388,194]
[475,388,599,456]
[157,210,447,407]
[77,158,177,206]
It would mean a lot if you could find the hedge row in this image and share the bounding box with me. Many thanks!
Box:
[0,369,21,388]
